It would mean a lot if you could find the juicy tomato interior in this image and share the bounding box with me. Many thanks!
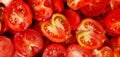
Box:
[14,29,43,57]
[42,44,66,57]
[41,13,71,43]
[4,1,32,32]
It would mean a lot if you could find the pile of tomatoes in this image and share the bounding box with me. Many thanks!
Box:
[0,0,120,57]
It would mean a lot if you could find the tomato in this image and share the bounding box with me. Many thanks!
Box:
[110,0,120,10]
[14,29,43,57]
[41,13,71,43]
[92,46,114,57]
[80,0,110,17]
[67,0,90,10]
[63,9,80,30]
[52,0,64,13]
[4,1,32,32]
[104,8,120,35]
[76,18,106,49]
[0,36,14,57]
[66,44,92,57]
[42,44,66,57]
[28,0,53,21]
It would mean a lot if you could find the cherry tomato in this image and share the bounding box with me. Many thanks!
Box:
[41,13,71,43]
[80,0,110,17]
[63,9,80,30]
[0,36,14,57]
[4,1,32,32]
[104,8,120,35]
[52,0,64,13]
[42,44,66,57]
[76,18,106,49]
[67,0,90,10]
[66,44,92,57]
[14,29,43,57]
[92,46,114,57]
[28,0,53,21]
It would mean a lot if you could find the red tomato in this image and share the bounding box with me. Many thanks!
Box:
[110,0,120,10]
[80,0,110,17]
[42,44,66,57]
[104,8,120,35]
[14,29,43,57]
[0,36,14,57]
[52,0,64,13]
[67,0,90,10]
[92,46,114,57]
[4,1,32,32]
[66,44,92,57]
[63,9,80,30]
[76,18,106,49]
[28,0,53,21]
[41,13,71,43]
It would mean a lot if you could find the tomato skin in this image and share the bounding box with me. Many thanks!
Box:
[0,36,14,57]
[66,44,92,57]
[63,9,80,30]
[52,0,64,13]
[41,13,71,43]
[28,0,54,21]
[42,44,66,57]
[67,0,90,10]
[4,1,32,32]
[80,0,110,17]
[14,29,43,57]
[104,8,120,35]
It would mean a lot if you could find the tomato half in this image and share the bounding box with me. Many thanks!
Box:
[28,0,53,21]
[92,46,114,57]
[80,0,109,17]
[67,0,90,10]
[66,44,92,57]
[42,44,66,57]
[14,29,43,57]
[63,9,80,30]
[104,8,120,35]
[41,13,71,43]
[4,1,32,32]
[76,18,106,49]
[52,0,64,13]
[0,36,14,57]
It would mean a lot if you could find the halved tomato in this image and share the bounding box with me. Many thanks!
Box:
[104,8,120,35]
[42,44,66,57]
[0,36,14,57]
[28,0,54,21]
[63,9,80,30]
[76,18,106,49]
[4,1,32,32]
[66,44,92,57]
[80,0,110,17]
[41,13,71,43]
[14,29,43,57]
[67,0,90,10]
[92,46,114,57]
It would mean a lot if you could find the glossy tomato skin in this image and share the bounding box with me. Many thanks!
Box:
[63,9,80,30]
[4,1,32,32]
[28,0,54,21]
[52,0,64,13]
[66,44,92,57]
[41,13,71,43]
[14,29,43,57]
[76,18,106,49]
[0,36,14,57]
[67,0,90,10]
[42,44,66,57]
[80,0,110,17]
[104,8,120,35]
